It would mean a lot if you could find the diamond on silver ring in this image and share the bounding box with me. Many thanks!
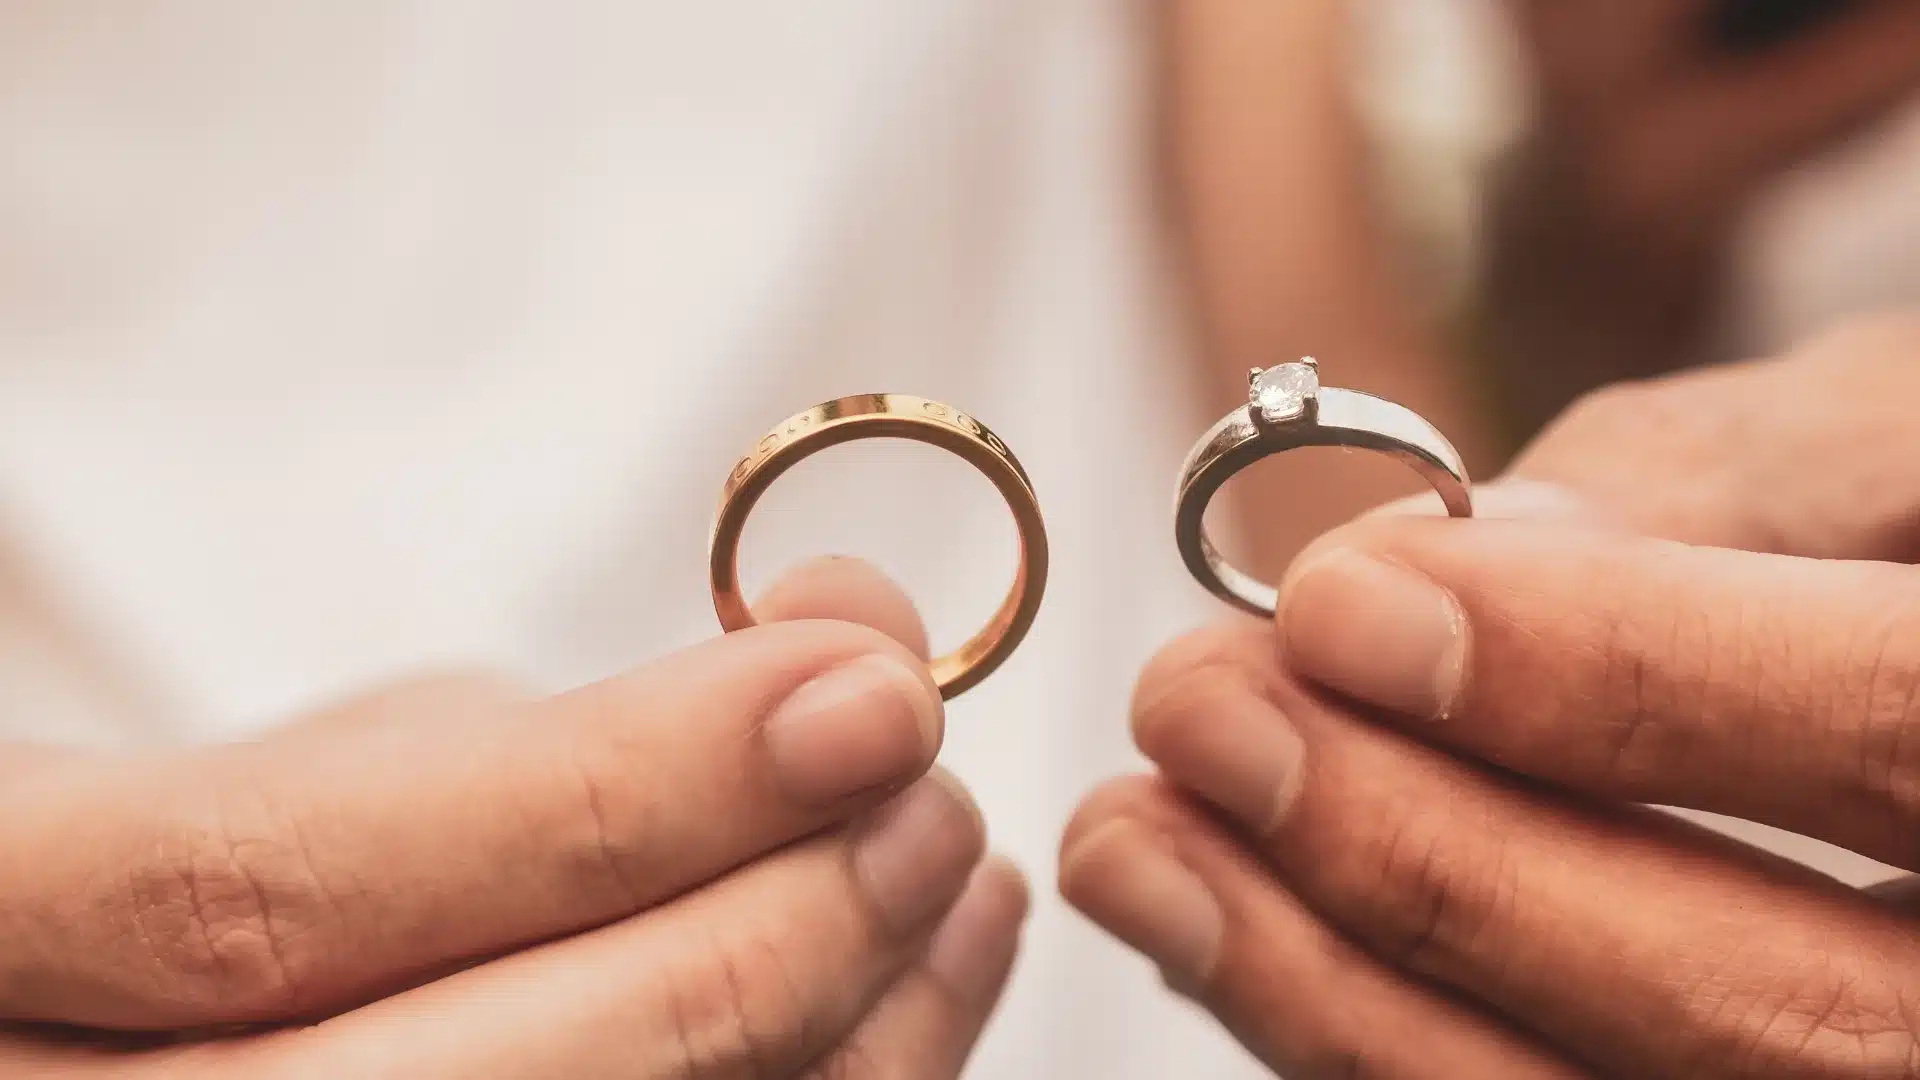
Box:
[1249,358,1319,424]
[1175,355,1472,617]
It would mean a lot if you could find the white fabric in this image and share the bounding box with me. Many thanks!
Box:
[0,3,1268,1076]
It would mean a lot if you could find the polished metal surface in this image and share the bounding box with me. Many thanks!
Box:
[1175,365,1471,617]
[711,394,1049,699]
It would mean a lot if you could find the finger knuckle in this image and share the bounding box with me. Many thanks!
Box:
[658,928,809,1080]
[1573,553,1705,783]
[1294,1050,1380,1080]
[561,728,656,910]
[1689,960,1920,1079]
[1582,546,1803,792]
[804,1038,885,1080]
[1357,804,1518,980]
[1835,596,1920,854]
[538,681,708,914]
[125,789,339,1016]
[1587,581,1664,777]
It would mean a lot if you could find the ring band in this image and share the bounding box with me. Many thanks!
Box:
[1175,358,1471,617]
[710,394,1049,699]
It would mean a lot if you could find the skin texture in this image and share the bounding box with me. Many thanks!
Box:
[0,556,1029,1079]
[1063,316,1920,1078]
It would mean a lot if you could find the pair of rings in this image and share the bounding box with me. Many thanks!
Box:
[710,359,1470,699]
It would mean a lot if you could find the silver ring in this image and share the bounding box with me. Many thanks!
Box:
[1175,358,1472,617]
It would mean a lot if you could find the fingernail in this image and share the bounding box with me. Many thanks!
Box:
[1059,819,1222,988]
[1144,681,1304,835]
[1279,549,1467,720]
[764,654,941,803]
[925,856,1030,1002]
[853,771,986,933]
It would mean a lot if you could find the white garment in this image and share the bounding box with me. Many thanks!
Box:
[0,3,1266,1077]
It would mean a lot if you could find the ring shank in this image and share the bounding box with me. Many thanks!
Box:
[710,394,1048,700]
[1175,387,1471,617]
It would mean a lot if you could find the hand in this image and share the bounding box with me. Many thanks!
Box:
[0,556,1026,1078]
[1479,0,1920,428]
[1063,315,1920,1078]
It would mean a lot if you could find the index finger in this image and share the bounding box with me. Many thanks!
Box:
[1278,513,1920,872]
[0,559,940,1031]
[1498,317,1920,561]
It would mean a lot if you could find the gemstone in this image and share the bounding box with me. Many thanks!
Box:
[1251,362,1318,421]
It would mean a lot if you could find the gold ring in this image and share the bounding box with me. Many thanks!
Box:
[710,394,1048,699]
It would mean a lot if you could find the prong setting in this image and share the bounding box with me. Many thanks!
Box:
[1249,360,1320,425]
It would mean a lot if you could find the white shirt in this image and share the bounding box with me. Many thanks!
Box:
[0,3,1266,1076]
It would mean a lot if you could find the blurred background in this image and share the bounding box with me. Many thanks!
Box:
[1,2,1917,1076]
